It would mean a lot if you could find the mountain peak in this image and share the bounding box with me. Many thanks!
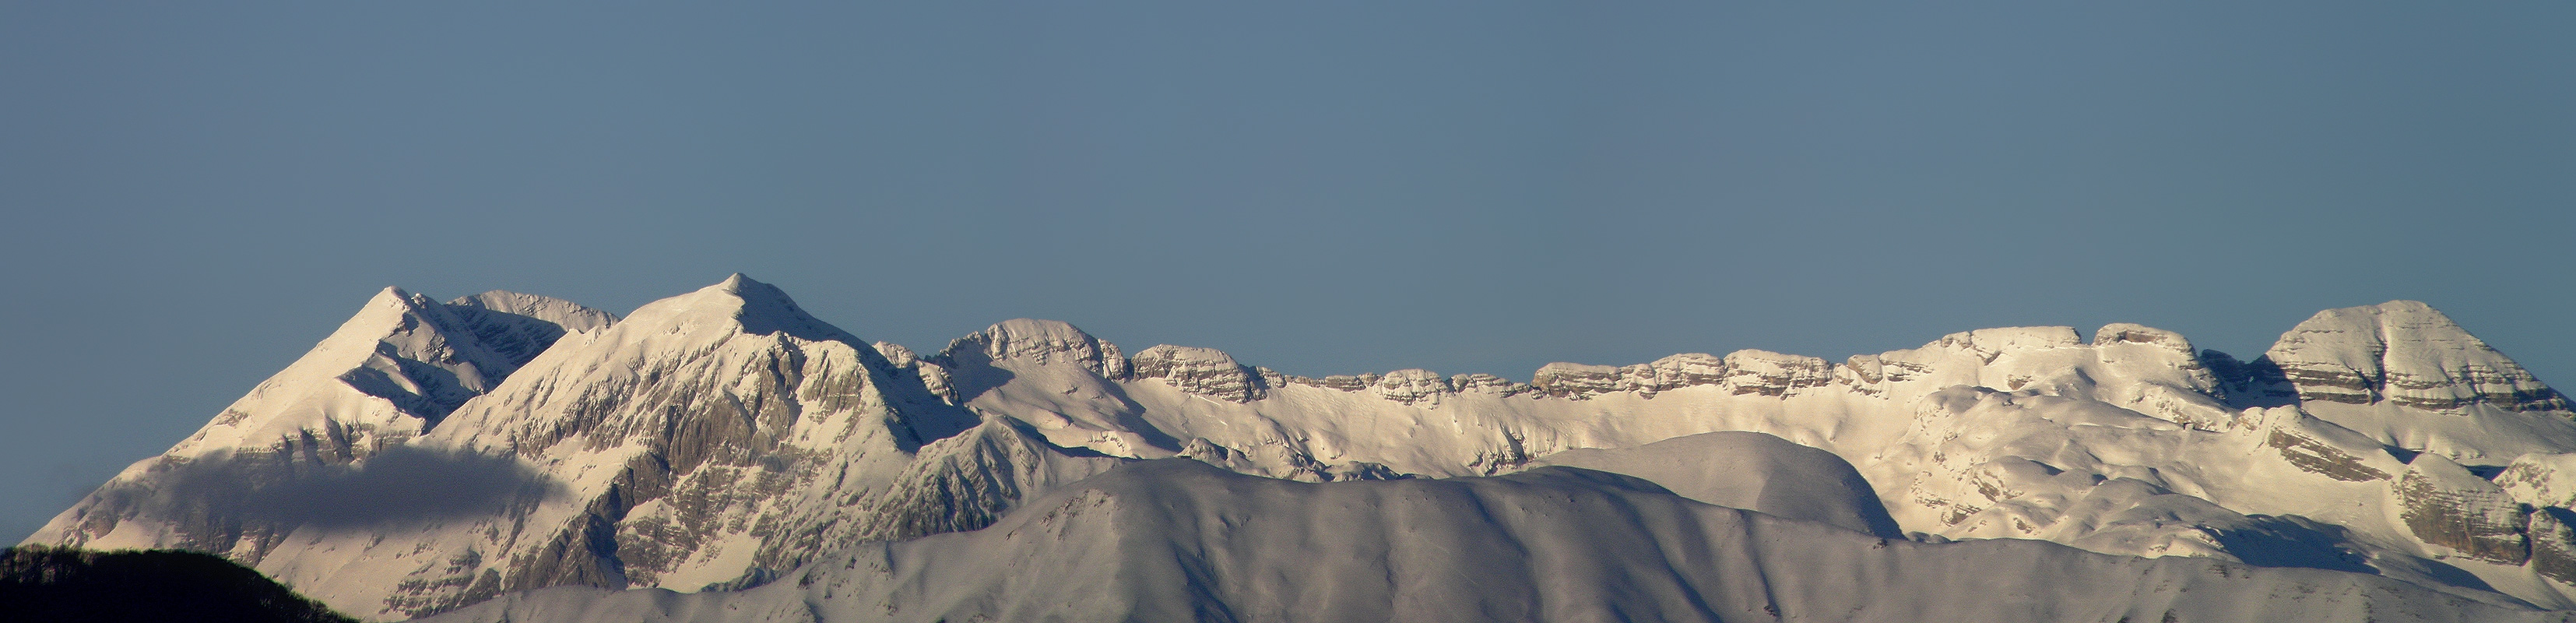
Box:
[353,286,438,323]
[943,319,1129,378]
[620,274,857,344]
[715,272,753,293]
[2262,300,2566,412]
[979,319,1101,347]
[318,287,440,360]
[2377,299,2438,312]
[154,284,607,461]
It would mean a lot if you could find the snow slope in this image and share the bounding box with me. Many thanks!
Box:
[29,276,2576,620]
[2251,301,2576,462]
[32,288,611,557]
[427,459,2571,623]
[25,276,1123,620]
[1525,431,1904,538]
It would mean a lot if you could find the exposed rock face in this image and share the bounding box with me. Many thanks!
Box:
[434,295,610,389]
[1719,350,1833,396]
[449,289,616,333]
[2254,408,2396,483]
[1527,353,1741,399]
[1924,326,2083,364]
[1369,369,1447,405]
[1530,363,1624,399]
[1640,353,1731,392]
[416,275,958,606]
[1192,347,1802,404]
[943,319,1130,378]
[2095,323,2195,356]
[870,341,919,367]
[2259,301,2568,412]
[1129,346,1264,403]
[2393,454,2531,564]
[2267,431,2390,482]
[351,293,585,417]
[872,341,957,403]
[2497,453,2576,509]
[2530,509,2576,586]
[2196,348,2268,402]
[1446,373,1525,394]
[1295,374,1377,392]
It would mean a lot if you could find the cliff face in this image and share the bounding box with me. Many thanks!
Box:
[2532,509,2576,586]
[1128,345,1265,403]
[2394,454,2532,565]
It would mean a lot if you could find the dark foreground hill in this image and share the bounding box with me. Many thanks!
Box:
[0,546,354,623]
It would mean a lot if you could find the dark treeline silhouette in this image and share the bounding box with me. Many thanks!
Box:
[1,546,354,623]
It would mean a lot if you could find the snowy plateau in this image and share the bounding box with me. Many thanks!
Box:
[26,274,2576,622]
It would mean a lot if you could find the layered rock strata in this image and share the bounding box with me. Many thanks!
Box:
[2394,454,2532,565]
[2260,301,2569,412]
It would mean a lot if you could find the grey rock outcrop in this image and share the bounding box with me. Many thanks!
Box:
[336,289,613,429]
[2094,323,2195,356]
[942,319,1130,378]
[1129,345,1266,403]
[1446,373,1525,394]
[2392,454,2531,564]
[1530,363,1625,399]
[1526,352,1753,399]
[2529,508,2576,586]
[1369,369,1448,405]
[1717,350,1834,396]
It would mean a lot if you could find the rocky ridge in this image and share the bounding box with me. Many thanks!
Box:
[29,283,2576,619]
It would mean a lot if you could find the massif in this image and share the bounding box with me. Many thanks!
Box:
[28,274,2576,622]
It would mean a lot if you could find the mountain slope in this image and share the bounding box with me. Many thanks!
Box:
[25,276,1127,621]
[28,280,2576,619]
[29,289,614,559]
[1526,430,1904,538]
[274,276,1120,619]
[2246,301,2576,462]
[427,459,2571,623]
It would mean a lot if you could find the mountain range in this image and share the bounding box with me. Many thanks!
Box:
[26,274,2576,622]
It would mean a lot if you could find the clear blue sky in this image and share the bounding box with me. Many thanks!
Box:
[3,2,2571,540]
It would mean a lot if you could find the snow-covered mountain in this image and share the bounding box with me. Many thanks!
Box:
[426,459,2565,623]
[28,275,2576,621]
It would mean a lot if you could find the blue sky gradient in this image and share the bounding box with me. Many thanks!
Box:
[3,2,2571,540]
